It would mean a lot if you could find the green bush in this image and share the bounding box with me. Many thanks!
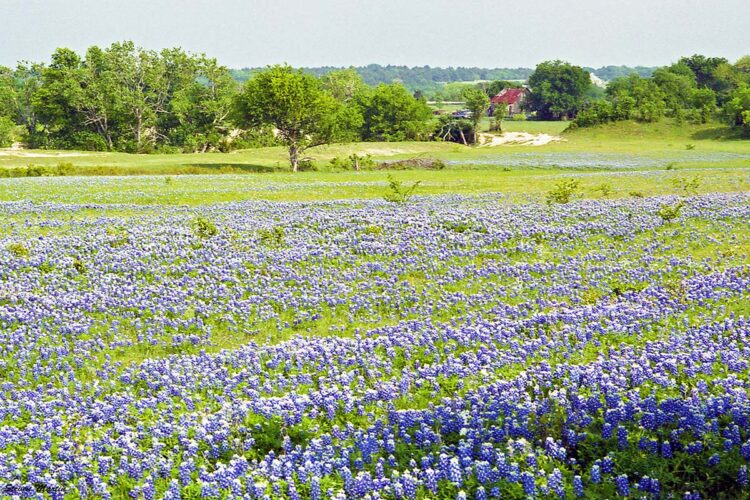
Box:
[546,179,580,205]
[258,226,285,247]
[193,217,218,239]
[0,117,17,148]
[657,201,684,223]
[593,183,613,197]
[7,242,29,258]
[673,176,701,196]
[329,153,375,171]
[383,174,420,203]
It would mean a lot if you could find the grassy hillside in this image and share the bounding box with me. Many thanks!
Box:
[0,120,747,180]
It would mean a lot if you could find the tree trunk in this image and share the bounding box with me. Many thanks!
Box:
[289,144,299,173]
[459,129,468,146]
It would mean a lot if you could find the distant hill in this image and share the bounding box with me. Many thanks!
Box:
[230,64,659,92]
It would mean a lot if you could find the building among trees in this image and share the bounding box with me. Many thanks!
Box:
[490,87,531,116]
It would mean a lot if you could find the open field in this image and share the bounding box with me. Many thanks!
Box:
[1,121,749,177]
[1,121,750,498]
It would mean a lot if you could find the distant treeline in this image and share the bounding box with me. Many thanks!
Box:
[230,64,658,94]
[571,55,750,133]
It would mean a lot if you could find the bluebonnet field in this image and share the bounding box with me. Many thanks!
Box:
[1,188,750,499]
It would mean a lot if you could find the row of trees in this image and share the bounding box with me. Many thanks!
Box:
[571,55,750,132]
[234,66,432,171]
[0,43,434,155]
[0,42,239,152]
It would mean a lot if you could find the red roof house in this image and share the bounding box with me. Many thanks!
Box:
[490,87,530,116]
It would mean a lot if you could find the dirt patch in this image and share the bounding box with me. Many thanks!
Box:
[376,158,446,170]
[478,132,565,147]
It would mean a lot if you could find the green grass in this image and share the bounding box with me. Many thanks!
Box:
[0,119,747,205]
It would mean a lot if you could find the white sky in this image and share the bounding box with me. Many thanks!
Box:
[1,0,748,68]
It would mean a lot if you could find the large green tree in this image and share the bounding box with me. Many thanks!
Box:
[724,85,750,135]
[0,63,44,146]
[606,74,666,122]
[233,65,358,171]
[462,88,489,144]
[171,56,238,152]
[321,68,367,103]
[527,61,591,120]
[355,83,432,141]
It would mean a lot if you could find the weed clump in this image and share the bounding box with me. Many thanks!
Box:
[329,154,375,171]
[657,201,684,223]
[546,179,580,205]
[673,176,701,196]
[383,174,421,203]
[72,258,86,274]
[594,183,613,197]
[7,242,29,258]
[193,217,218,239]
[258,226,285,247]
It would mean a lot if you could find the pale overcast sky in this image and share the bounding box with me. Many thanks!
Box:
[1,0,748,68]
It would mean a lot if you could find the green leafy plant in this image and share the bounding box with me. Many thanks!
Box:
[258,226,285,247]
[673,176,701,196]
[383,174,421,203]
[193,216,218,239]
[72,258,86,274]
[7,242,29,258]
[546,179,580,205]
[594,183,613,197]
[657,201,684,223]
[329,153,375,171]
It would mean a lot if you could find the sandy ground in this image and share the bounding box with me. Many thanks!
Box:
[479,132,565,146]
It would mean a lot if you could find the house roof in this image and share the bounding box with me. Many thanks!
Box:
[490,88,527,105]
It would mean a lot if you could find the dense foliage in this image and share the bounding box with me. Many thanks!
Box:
[526,61,592,120]
[573,55,750,131]
[0,42,239,152]
[232,65,360,171]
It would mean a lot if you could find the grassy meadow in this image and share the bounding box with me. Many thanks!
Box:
[1,120,749,205]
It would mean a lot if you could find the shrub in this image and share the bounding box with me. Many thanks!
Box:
[673,176,701,196]
[573,101,613,128]
[330,154,375,171]
[594,183,613,197]
[376,158,445,170]
[25,165,47,177]
[7,242,29,258]
[193,217,218,239]
[383,174,421,203]
[546,179,580,205]
[258,226,285,247]
[629,191,645,198]
[657,201,684,223]
[72,258,87,274]
[0,117,17,148]
[55,162,75,176]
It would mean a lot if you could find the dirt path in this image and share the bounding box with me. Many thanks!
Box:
[478,132,565,146]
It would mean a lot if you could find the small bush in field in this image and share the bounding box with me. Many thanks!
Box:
[546,179,580,205]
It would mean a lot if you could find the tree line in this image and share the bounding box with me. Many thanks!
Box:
[1,43,749,168]
[0,43,435,155]
[566,55,750,133]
